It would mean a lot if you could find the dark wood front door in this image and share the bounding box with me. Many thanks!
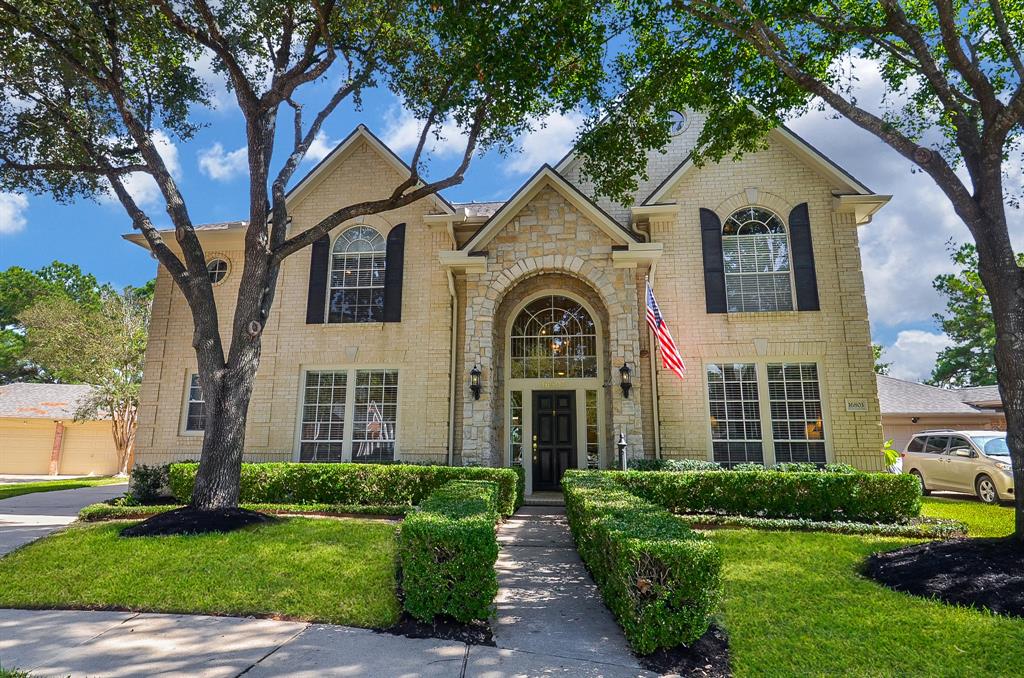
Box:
[532,391,576,491]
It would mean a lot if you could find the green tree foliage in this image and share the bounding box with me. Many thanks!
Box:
[20,286,150,474]
[0,262,105,383]
[872,343,890,375]
[930,243,1024,388]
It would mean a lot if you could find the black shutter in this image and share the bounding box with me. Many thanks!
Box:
[305,235,329,324]
[383,223,406,323]
[699,208,727,313]
[788,203,820,311]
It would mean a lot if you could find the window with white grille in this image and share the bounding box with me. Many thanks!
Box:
[328,226,386,323]
[184,374,205,432]
[768,363,826,464]
[707,363,763,467]
[299,369,398,463]
[722,207,793,312]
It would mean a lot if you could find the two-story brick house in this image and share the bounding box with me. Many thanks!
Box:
[128,111,890,494]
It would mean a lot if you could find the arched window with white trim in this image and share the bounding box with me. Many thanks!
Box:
[722,207,793,312]
[328,226,386,323]
[509,295,598,379]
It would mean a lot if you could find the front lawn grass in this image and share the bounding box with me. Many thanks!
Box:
[920,495,1015,537]
[0,477,124,501]
[713,529,1024,676]
[0,517,400,628]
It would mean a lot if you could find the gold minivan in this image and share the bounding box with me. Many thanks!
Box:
[902,430,1014,504]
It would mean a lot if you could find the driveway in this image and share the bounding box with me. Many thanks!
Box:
[0,483,127,557]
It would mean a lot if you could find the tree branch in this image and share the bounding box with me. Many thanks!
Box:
[990,0,1024,81]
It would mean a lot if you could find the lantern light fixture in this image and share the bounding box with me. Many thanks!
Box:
[470,365,482,400]
[619,362,632,398]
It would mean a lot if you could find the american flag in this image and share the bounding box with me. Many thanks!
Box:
[646,280,686,379]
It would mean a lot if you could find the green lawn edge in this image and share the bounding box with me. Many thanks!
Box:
[0,477,124,501]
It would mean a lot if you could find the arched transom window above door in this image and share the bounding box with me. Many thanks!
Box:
[510,295,598,379]
[329,225,386,323]
[722,207,794,313]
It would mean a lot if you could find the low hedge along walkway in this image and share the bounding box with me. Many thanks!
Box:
[398,480,501,623]
[563,471,724,655]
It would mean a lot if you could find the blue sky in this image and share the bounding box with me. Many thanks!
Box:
[0,62,1020,382]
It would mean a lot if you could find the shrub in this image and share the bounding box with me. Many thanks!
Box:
[676,513,967,538]
[610,469,921,523]
[129,464,172,503]
[628,458,722,472]
[168,462,523,516]
[562,471,722,654]
[398,480,500,623]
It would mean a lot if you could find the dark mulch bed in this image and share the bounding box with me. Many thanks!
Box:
[638,623,731,677]
[120,507,277,537]
[381,612,494,646]
[864,537,1024,618]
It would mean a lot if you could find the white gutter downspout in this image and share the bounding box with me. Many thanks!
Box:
[445,220,459,467]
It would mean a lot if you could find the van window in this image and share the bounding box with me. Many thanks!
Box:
[924,436,950,454]
[907,438,925,453]
[947,436,972,454]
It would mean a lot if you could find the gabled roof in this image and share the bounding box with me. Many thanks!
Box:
[461,165,640,252]
[642,125,874,205]
[286,124,455,214]
[877,375,1004,416]
[0,383,105,420]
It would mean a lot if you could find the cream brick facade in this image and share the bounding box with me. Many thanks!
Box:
[131,120,890,489]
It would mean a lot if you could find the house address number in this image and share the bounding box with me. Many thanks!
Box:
[845,398,868,412]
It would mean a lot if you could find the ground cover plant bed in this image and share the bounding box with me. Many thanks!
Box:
[120,506,276,536]
[0,517,401,628]
[678,513,967,538]
[863,537,1024,618]
[0,477,123,501]
[79,501,411,522]
[168,462,524,516]
[637,623,730,678]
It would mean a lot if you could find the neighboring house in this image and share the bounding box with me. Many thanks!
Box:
[127,111,891,494]
[0,383,119,476]
[877,374,1006,451]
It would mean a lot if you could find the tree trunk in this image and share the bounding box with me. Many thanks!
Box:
[190,361,259,510]
[967,194,1024,542]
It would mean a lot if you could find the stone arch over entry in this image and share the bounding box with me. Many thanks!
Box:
[461,255,645,480]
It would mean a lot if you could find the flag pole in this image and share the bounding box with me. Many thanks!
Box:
[646,272,663,460]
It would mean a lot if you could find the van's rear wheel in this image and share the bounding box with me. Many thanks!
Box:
[910,469,931,496]
[975,475,1000,504]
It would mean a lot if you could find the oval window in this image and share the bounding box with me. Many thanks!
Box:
[207,259,229,284]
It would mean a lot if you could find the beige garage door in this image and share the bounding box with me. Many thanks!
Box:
[0,419,55,474]
[60,421,119,476]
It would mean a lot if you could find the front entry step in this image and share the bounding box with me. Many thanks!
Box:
[522,491,565,506]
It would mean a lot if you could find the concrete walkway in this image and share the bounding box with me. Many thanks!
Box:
[492,506,650,676]
[0,483,127,556]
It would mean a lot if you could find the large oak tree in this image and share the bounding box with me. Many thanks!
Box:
[0,0,608,511]
[573,0,1024,540]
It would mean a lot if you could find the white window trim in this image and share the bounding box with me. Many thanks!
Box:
[325,224,387,324]
[722,206,798,314]
[293,365,401,463]
[703,358,832,466]
[179,371,205,437]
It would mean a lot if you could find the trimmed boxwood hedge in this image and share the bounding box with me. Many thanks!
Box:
[563,471,722,654]
[398,480,500,623]
[609,468,921,523]
[168,462,524,517]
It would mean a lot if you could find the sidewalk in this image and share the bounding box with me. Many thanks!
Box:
[0,483,127,556]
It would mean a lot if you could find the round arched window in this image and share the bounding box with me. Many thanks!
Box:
[722,207,793,312]
[329,226,386,323]
[207,259,229,284]
[510,295,597,378]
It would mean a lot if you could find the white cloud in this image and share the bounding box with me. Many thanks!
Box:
[198,142,248,181]
[381,106,468,159]
[884,330,954,382]
[0,192,28,235]
[505,111,586,175]
[194,49,235,113]
[305,130,338,164]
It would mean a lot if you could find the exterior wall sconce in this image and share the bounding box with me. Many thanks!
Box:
[470,365,482,400]
[619,362,632,398]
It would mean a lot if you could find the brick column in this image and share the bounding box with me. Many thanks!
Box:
[48,421,65,475]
